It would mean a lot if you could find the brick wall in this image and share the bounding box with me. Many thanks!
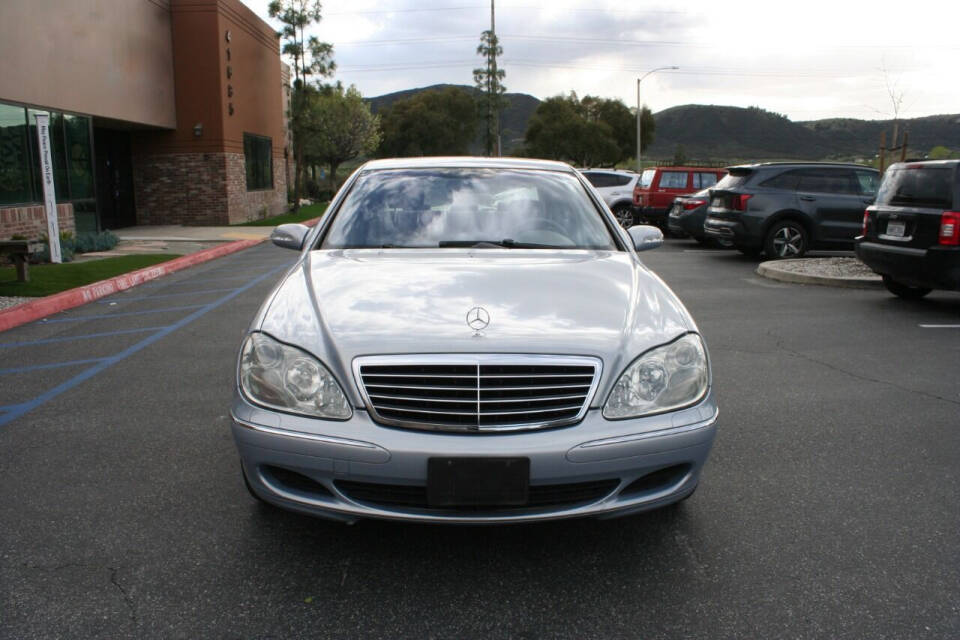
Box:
[0,203,76,241]
[132,152,286,225]
[133,153,230,225]
[224,152,287,224]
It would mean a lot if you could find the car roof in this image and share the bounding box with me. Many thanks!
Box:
[580,168,637,175]
[726,161,876,171]
[888,159,960,168]
[360,156,577,173]
[644,166,726,171]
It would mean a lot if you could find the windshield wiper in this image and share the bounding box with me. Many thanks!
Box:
[438,239,566,249]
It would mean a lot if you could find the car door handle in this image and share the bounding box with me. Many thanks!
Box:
[799,195,816,202]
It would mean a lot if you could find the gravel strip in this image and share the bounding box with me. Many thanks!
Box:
[0,296,33,311]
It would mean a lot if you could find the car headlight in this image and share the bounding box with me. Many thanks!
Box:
[239,332,352,419]
[603,333,708,419]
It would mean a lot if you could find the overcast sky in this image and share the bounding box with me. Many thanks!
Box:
[245,0,959,122]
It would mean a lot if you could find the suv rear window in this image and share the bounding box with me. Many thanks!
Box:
[639,169,656,188]
[876,166,955,209]
[714,171,750,190]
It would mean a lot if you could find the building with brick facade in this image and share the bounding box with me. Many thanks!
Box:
[0,0,290,241]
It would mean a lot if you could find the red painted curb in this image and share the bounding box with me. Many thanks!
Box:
[0,237,264,333]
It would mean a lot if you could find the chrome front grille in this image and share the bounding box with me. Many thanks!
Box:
[354,355,602,432]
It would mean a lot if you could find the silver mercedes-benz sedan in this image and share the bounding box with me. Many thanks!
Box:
[231,157,717,524]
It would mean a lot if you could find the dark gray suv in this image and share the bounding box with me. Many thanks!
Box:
[704,162,880,258]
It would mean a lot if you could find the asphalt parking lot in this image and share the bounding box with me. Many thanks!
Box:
[1,240,958,639]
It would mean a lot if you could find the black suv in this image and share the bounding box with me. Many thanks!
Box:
[856,160,960,298]
[704,162,880,258]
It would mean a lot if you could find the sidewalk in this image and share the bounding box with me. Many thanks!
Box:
[78,225,275,260]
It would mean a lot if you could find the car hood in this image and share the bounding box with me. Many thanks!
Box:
[257,249,695,404]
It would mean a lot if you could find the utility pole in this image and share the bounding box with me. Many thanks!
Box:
[635,66,678,173]
[491,0,501,157]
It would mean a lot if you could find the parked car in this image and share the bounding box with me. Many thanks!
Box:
[704,162,880,258]
[233,157,718,524]
[667,189,731,246]
[856,159,960,298]
[633,166,727,228]
[580,168,639,228]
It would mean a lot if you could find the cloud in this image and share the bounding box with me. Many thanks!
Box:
[244,0,960,121]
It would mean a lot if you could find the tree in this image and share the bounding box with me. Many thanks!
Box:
[304,84,380,190]
[523,93,645,167]
[928,145,957,160]
[672,144,688,165]
[474,29,507,156]
[377,87,478,157]
[579,96,640,163]
[268,0,335,210]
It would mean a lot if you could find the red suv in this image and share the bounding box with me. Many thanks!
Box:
[633,166,727,227]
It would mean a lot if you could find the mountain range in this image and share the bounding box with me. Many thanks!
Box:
[367,84,960,162]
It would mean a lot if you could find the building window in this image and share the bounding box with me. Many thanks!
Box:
[0,101,93,207]
[244,133,272,191]
[0,103,33,206]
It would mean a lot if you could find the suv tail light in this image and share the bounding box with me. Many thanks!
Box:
[940,212,960,246]
[683,199,707,210]
[732,194,752,211]
[861,209,870,236]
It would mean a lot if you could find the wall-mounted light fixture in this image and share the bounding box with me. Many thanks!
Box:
[193,123,203,137]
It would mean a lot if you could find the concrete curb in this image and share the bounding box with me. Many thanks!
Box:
[756,260,883,289]
[0,238,262,333]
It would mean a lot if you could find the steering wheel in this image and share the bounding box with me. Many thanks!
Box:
[523,217,568,236]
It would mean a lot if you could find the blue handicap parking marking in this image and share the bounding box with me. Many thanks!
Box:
[0,253,293,428]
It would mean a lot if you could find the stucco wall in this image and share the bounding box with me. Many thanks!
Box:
[0,0,176,128]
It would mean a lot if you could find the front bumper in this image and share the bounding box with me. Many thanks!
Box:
[230,391,718,524]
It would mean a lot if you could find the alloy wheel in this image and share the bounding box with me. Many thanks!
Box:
[772,226,804,257]
[613,206,633,229]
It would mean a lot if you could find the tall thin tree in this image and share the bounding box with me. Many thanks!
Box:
[268,0,335,210]
[473,0,506,156]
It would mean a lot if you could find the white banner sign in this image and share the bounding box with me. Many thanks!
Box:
[34,113,62,263]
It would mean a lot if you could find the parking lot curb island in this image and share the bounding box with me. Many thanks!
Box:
[757,258,883,289]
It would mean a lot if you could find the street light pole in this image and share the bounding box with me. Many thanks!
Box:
[636,66,679,173]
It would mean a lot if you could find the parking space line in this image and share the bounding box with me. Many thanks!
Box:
[40,304,207,324]
[95,287,238,303]
[136,274,275,288]
[919,324,960,329]
[0,357,108,376]
[0,262,289,428]
[0,326,167,349]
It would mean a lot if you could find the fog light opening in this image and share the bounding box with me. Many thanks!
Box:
[619,464,691,498]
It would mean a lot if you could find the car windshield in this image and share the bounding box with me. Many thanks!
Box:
[321,168,618,250]
[639,169,656,188]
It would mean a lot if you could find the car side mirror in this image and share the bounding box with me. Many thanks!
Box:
[271,223,309,250]
[628,225,664,252]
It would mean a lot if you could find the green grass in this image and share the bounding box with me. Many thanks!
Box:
[0,254,181,297]
[233,202,329,226]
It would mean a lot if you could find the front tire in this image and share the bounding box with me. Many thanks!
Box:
[882,275,932,299]
[764,220,809,259]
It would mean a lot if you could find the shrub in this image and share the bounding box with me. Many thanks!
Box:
[34,231,76,263]
[75,230,119,253]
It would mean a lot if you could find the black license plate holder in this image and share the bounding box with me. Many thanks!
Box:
[427,457,530,507]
